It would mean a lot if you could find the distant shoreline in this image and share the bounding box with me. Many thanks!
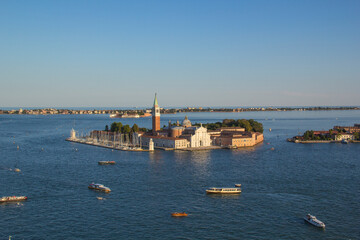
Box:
[0,106,359,115]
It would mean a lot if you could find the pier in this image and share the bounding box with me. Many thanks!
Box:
[66,129,149,152]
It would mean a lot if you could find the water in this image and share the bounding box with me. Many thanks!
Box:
[1,111,359,239]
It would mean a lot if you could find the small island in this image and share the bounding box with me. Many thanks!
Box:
[67,94,264,151]
[288,124,360,143]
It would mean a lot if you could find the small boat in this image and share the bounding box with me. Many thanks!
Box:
[304,214,325,228]
[341,139,349,144]
[0,196,28,203]
[206,187,241,194]
[234,184,242,187]
[171,212,188,217]
[97,197,105,200]
[14,168,21,172]
[88,183,111,193]
[98,161,116,165]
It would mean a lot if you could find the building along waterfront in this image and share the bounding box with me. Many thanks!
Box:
[138,94,264,150]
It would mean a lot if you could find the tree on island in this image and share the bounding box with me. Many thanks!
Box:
[131,124,139,133]
[106,122,156,134]
[110,122,123,133]
[122,125,131,133]
[195,119,263,133]
[303,130,314,140]
[354,132,360,140]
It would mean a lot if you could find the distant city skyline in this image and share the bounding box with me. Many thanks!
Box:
[1,0,359,107]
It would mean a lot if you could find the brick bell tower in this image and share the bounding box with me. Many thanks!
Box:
[152,93,160,135]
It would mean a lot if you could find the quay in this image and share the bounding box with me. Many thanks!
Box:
[66,138,149,152]
[66,129,149,152]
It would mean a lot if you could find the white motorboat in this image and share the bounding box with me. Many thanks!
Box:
[304,214,325,228]
[206,187,241,194]
[88,183,111,193]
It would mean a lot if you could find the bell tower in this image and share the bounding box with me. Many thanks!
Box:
[152,93,160,134]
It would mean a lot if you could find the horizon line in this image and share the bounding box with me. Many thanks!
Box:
[1,105,360,109]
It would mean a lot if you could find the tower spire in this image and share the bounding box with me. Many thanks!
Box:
[152,93,160,134]
[154,93,158,106]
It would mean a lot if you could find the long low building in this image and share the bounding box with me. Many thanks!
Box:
[141,135,188,149]
[215,132,264,147]
[209,127,264,147]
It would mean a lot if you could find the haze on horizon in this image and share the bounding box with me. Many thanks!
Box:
[1,0,359,108]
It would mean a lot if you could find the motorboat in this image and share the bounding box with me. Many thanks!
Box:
[206,187,241,194]
[0,196,28,203]
[304,214,325,228]
[88,183,111,193]
[234,184,242,187]
[171,212,188,217]
[98,161,116,165]
[341,139,349,144]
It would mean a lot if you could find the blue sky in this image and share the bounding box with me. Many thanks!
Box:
[0,0,359,107]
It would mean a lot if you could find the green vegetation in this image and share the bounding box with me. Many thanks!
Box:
[132,124,139,133]
[354,132,360,140]
[195,119,263,133]
[302,130,333,141]
[108,122,147,133]
[110,122,123,132]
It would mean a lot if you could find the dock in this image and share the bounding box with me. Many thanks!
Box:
[66,138,149,152]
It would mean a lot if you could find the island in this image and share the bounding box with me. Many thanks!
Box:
[288,124,360,143]
[67,94,264,151]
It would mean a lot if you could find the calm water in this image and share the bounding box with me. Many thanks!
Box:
[1,111,359,239]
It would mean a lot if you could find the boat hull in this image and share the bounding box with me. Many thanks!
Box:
[0,196,28,202]
[206,190,241,194]
[304,218,325,228]
[98,161,116,165]
[171,213,188,217]
[206,188,241,194]
[88,186,111,193]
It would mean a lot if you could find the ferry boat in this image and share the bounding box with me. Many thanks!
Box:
[0,196,28,203]
[171,212,188,217]
[110,113,140,118]
[88,183,111,193]
[206,187,241,194]
[304,214,325,228]
[98,161,116,165]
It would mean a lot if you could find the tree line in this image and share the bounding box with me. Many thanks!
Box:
[194,119,264,133]
[105,122,148,133]
[302,130,360,141]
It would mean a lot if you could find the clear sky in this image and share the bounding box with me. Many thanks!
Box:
[1,0,359,108]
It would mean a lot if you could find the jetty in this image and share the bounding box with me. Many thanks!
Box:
[66,129,149,152]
